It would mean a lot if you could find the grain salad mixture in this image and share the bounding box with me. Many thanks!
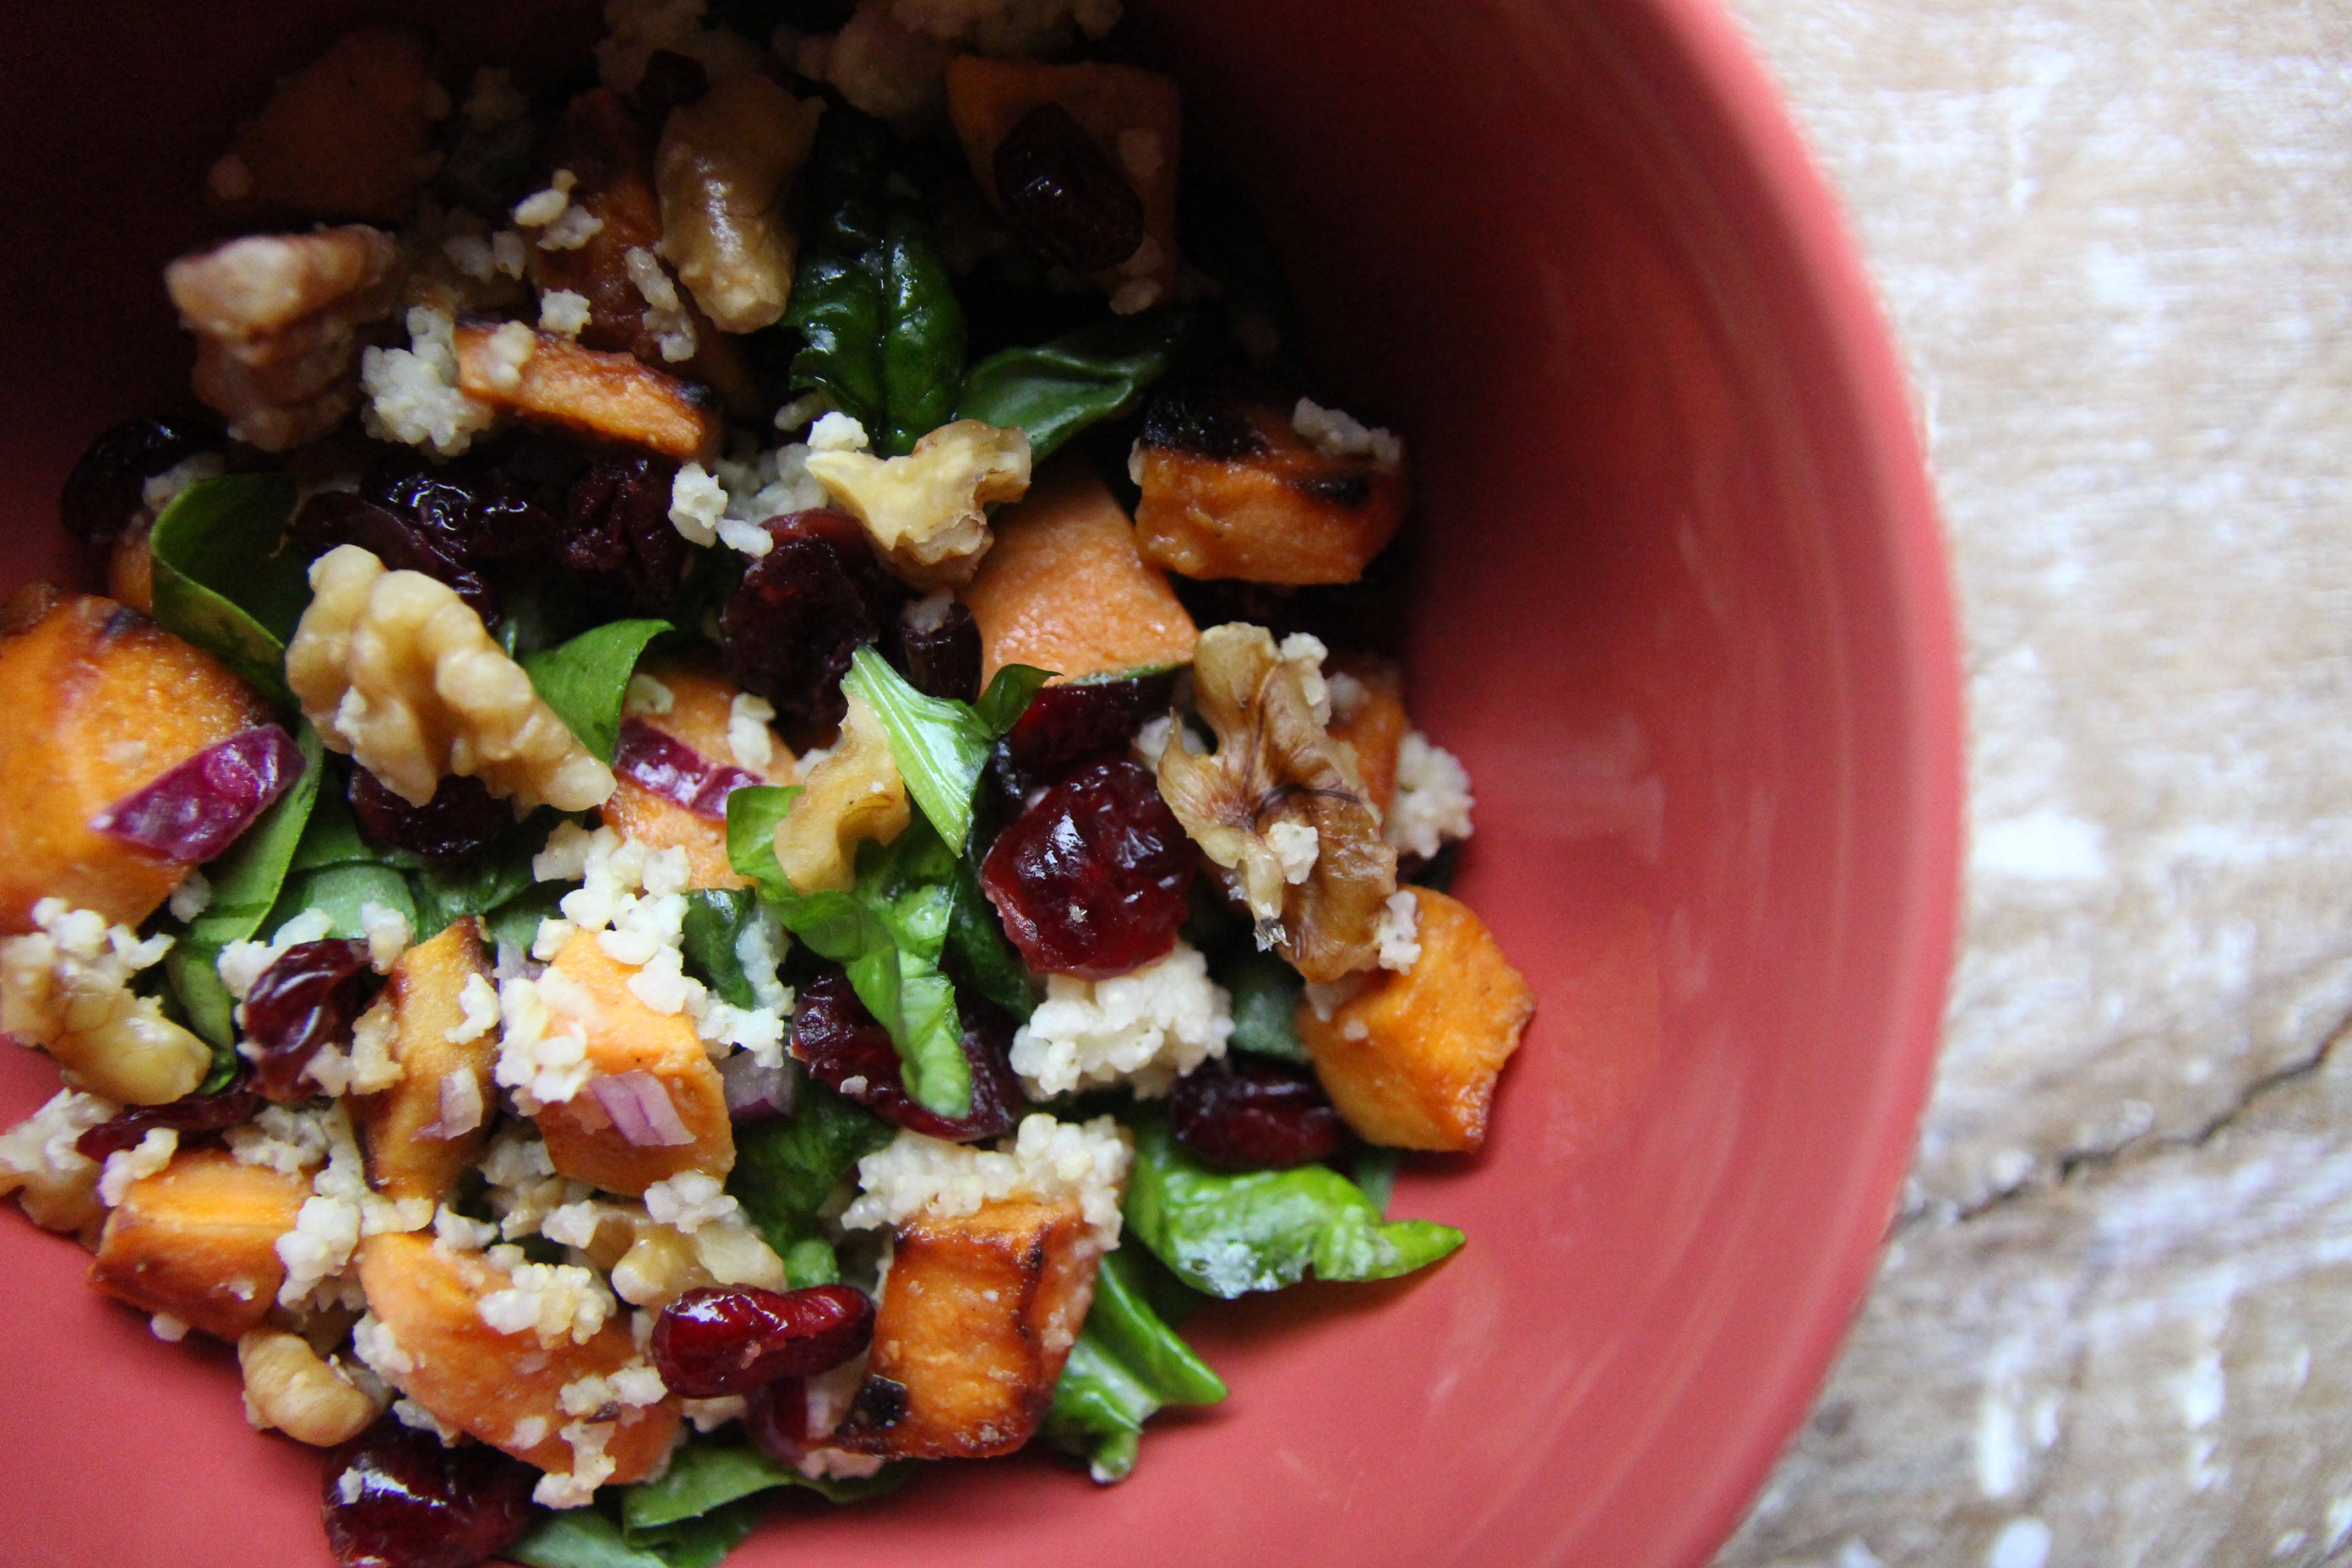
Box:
[0,1,1534,1562]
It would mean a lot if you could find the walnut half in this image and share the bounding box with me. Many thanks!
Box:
[1156,625,1398,983]
[804,420,1032,588]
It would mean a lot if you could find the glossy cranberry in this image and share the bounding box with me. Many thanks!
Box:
[720,510,901,746]
[321,1420,537,1568]
[979,757,1194,978]
[634,48,709,125]
[59,414,219,544]
[292,492,498,622]
[243,940,384,1103]
[890,595,981,703]
[1169,1054,1350,1169]
[75,1075,259,1162]
[368,465,553,564]
[743,1377,809,1464]
[347,766,509,862]
[994,101,1147,273]
[790,968,1024,1141]
[989,670,1180,804]
[559,451,691,615]
[651,1284,875,1398]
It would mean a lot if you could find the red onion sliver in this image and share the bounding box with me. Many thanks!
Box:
[615,719,764,821]
[88,724,305,862]
[418,1069,484,1141]
[590,1071,696,1147]
[720,1052,795,1123]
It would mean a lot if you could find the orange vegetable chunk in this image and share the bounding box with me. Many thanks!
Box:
[1328,653,1408,815]
[349,917,498,1206]
[599,659,794,890]
[88,1147,309,1341]
[455,322,723,463]
[212,25,438,225]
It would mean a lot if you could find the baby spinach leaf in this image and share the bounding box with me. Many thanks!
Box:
[955,311,1193,464]
[287,780,427,874]
[147,473,310,708]
[944,854,1033,1019]
[521,619,672,763]
[1042,1245,1228,1482]
[624,1438,909,1531]
[1123,1115,1465,1297]
[1221,950,1309,1064]
[272,862,416,941]
[406,815,556,938]
[842,647,1049,852]
[681,889,765,1009]
[879,212,967,456]
[485,882,569,955]
[1350,1147,1400,1218]
[727,1080,895,1287]
[509,1498,766,1568]
[165,723,324,1048]
[973,661,1055,736]
[621,1503,763,1568]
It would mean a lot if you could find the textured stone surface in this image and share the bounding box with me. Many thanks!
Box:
[1710,1,2352,1563]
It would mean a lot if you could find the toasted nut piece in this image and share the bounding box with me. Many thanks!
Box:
[0,1089,117,1240]
[1,904,208,1106]
[167,227,405,451]
[210,25,438,225]
[576,1201,785,1309]
[88,1147,310,1339]
[286,546,616,814]
[239,1327,389,1446]
[453,321,723,463]
[656,77,824,333]
[774,695,910,894]
[806,421,1031,589]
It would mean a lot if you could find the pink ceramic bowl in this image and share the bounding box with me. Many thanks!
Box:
[0,1,1958,1564]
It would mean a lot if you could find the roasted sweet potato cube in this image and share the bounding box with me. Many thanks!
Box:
[88,1147,309,1341]
[1328,654,1407,815]
[834,1198,1100,1459]
[349,917,497,1205]
[1134,389,1409,585]
[356,1232,680,1480]
[946,59,1181,308]
[959,461,1196,685]
[455,323,724,463]
[600,659,794,890]
[108,519,155,615]
[0,591,271,932]
[212,25,438,225]
[535,932,733,1195]
[1298,889,1535,1152]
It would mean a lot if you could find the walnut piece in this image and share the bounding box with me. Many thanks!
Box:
[1156,624,1398,983]
[0,902,210,1106]
[166,226,406,451]
[774,695,910,893]
[286,545,615,813]
[655,76,825,334]
[804,419,1032,588]
[238,1327,389,1446]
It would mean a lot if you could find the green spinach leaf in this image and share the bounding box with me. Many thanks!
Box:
[841,647,1049,852]
[1041,1245,1228,1482]
[485,882,569,954]
[508,1499,764,1568]
[521,619,672,763]
[728,1080,896,1288]
[272,862,417,940]
[287,781,427,874]
[624,1439,908,1531]
[1123,1115,1464,1297]
[681,889,769,1009]
[944,853,1033,1019]
[879,212,966,455]
[404,813,557,936]
[1350,1146,1400,1218]
[147,473,308,706]
[955,311,1194,464]
[1221,951,1309,1064]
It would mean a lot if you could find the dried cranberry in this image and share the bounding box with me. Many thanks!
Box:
[293,493,498,622]
[243,940,384,1103]
[979,757,1194,978]
[994,101,1146,273]
[75,1075,260,1162]
[791,968,1023,1141]
[321,1419,537,1568]
[889,595,981,704]
[438,112,540,218]
[989,670,1180,804]
[559,452,691,615]
[634,48,710,125]
[744,1378,810,1464]
[651,1284,875,1398]
[59,415,219,544]
[1170,1055,1350,1169]
[347,766,510,862]
[720,510,902,747]
[368,466,553,564]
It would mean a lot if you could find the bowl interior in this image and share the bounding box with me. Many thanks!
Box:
[0,3,1957,1565]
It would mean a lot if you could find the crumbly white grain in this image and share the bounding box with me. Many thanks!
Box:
[1008,942,1231,1099]
[1292,397,1403,470]
[728,692,777,771]
[1384,731,1475,860]
[1375,888,1422,972]
[844,1113,1130,1247]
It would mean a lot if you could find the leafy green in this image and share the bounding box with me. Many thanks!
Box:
[507,1499,762,1568]
[1222,951,1309,1064]
[841,647,1049,852]
[406,814,555,936]
[944,853,1033,1018]
[728,1080,895,1288]
[146,473,309,706]
[521,619,672,763]
[286,781,427,874]
[879,212,967,455]
[486,882,570,953]
[956,311,1194,464]
[625,1439,909,1531]
[1350,1147,1400,1218]
[1123,1116,1465,1297]
[1042,1245,1228,1482]
[272,862,416,940]
[165,723,325,1049]
[681,889,768,1009]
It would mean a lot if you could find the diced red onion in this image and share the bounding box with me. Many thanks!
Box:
[418,1069,484,1141]
[88,724,305,862]
[590,1071,697,1147]
[720,1052,795,1123]
[615,719,763,821]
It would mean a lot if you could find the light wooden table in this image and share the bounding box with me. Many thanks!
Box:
[1710,3,2352,1565]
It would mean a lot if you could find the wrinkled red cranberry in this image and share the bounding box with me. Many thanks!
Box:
[979,757,1194,979]
[994,101,1146,274]
[347,766,510,862]
[744,1378,809,1464]
[368,465,553,564]
[652,1284,875,1398]
[559,452,691,615]
[321,1420,537,1568]
[293,492,499,623]
[59,415,220,545]
[76,1075,260,1162]
[634,48,710,125]
[244,940,385,1103]
[1169,1055,1350,1169]
[719,510,902,747]
[791,968,1023,1141]
[989,670,1180,806]
[889,595,981,704]
[438,112,541,218]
